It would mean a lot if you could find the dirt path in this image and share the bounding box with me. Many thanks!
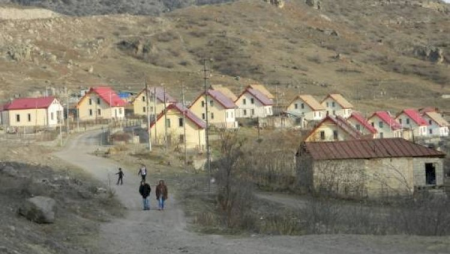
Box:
[55,130,450,254]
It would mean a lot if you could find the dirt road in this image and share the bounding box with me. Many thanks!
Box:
[55,130,450,254]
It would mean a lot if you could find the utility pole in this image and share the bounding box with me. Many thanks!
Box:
[203,59,211,191]
[153,87,158,144]
[66,92,70,135]
[163,85,168,150]
[182,84,187,170]
[145,81,152,151]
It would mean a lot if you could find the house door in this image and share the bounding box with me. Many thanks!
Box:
[425,163,436,185]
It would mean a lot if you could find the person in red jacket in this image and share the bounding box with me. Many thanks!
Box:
[155,180,168,211]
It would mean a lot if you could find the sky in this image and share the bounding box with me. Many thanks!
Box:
[443,0,450,3]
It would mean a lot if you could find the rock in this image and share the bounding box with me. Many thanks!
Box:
[19,196,56,224]
[306,0,322,10]
[264,0,285,8]
[87,66,94,73]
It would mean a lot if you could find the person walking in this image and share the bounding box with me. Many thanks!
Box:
[138,165,147,182]
[139,181,151,210]
[155,180,168,211]
[116,168,124,185]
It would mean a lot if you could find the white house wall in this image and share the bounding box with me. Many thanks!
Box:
[321,98,352,118]
[369,116,402,139]
[236,93,272,118]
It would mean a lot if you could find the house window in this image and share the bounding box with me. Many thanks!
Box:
[429,120,432,125]
[295,103,298,109]
[166,119,171,128]
[301,103,304,109]
[332,110,336,115]
[425,163,436,185]
[332,102,335,107]
[143,107,146,113]
[356,124,361,131]
[97,109,101,116]
[89,109,93,116]
[142,96,146,102]
[371,122,374,127]
[429,129,432,135]
[179,134,185,143]
[243,109,247,116]
[179,118,184,127]
[97,98,101,105]
[16,114,20,122]
[320,131,325,140]
[231,111,234,118]
[211,113,214,119]
[333,130,338,140]
[202,113,205,120]
[250,98,254,104]
[380,132,384,138]
[28,114,31,122]
[89,99,92,105]
[243,99,247,105]
[210,100,214,106]
[51,112,54,120]
[201,101,205,107]
[379,121,383,128]
[406,119,410,125]
[326,102,329,107]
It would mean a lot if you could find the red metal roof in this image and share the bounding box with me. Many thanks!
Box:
[239,88,273,106]
[90,87,127,107]
[299,138,445,160]
[151,103,206,129]
[348,112,377,134]
[208,90,237,109]
[3,97,56,110]
[369,111,402,130]
[399,108,428,126]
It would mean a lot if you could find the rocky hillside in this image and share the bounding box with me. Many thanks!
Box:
[0,0,234,16]
[0,0,449,113]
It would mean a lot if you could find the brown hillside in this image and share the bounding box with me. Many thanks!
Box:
[0,0,449,114]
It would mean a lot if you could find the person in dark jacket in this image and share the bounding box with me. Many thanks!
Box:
[155,180,168,211]
[116,168,124,185]
[139,181,151,210]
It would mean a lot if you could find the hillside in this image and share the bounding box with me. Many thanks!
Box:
[0,0,449,114]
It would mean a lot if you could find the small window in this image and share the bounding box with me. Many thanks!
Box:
[250,98,254,104]
[406,118,410,125]
[210,100,214,106]
[380,132,384,138]
[320,131,325,140]
[429,120,432,125]
[356,124,361,131]
[28,114,31,122]
[295,103,298,109]
[243,109,247,116]
[97,98,101,105]
[211,113,214,119]
[143,107,146,113]
[251,109,255,116]
[332,102,335,107]
[399,119,402,124]
[379,121,383,128]
[243,99,247,105]
[179,134,185,143]
[16,114,20,122]
[201,101,205,107]
[326,102,329,107]
[429,129,432,135]
[142,96,146,102]
[89,109,93,116]
[179,118,184,127]
[89,99,92,105]
[119,108,122,114]
[332,110,336,115]
[97,109,101,116]
[333,130,338,140]
[166,119,171,128]
[371,122,374,127]
[202,113,205,120]
[301,103,304,109]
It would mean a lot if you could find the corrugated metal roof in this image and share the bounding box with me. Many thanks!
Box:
[245,88,273,106]
[288,95,325,111]
[91,87,127,107]
[349,112,377,134]
[399,108,428,126]
[424,112,449,127]
[211,85,238,101]
[321,94,353,109]
[152,103,206,129]
[3,97,56,110]
[208,90,237,109]
[369,111,402,130]
[300,138,445,160]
